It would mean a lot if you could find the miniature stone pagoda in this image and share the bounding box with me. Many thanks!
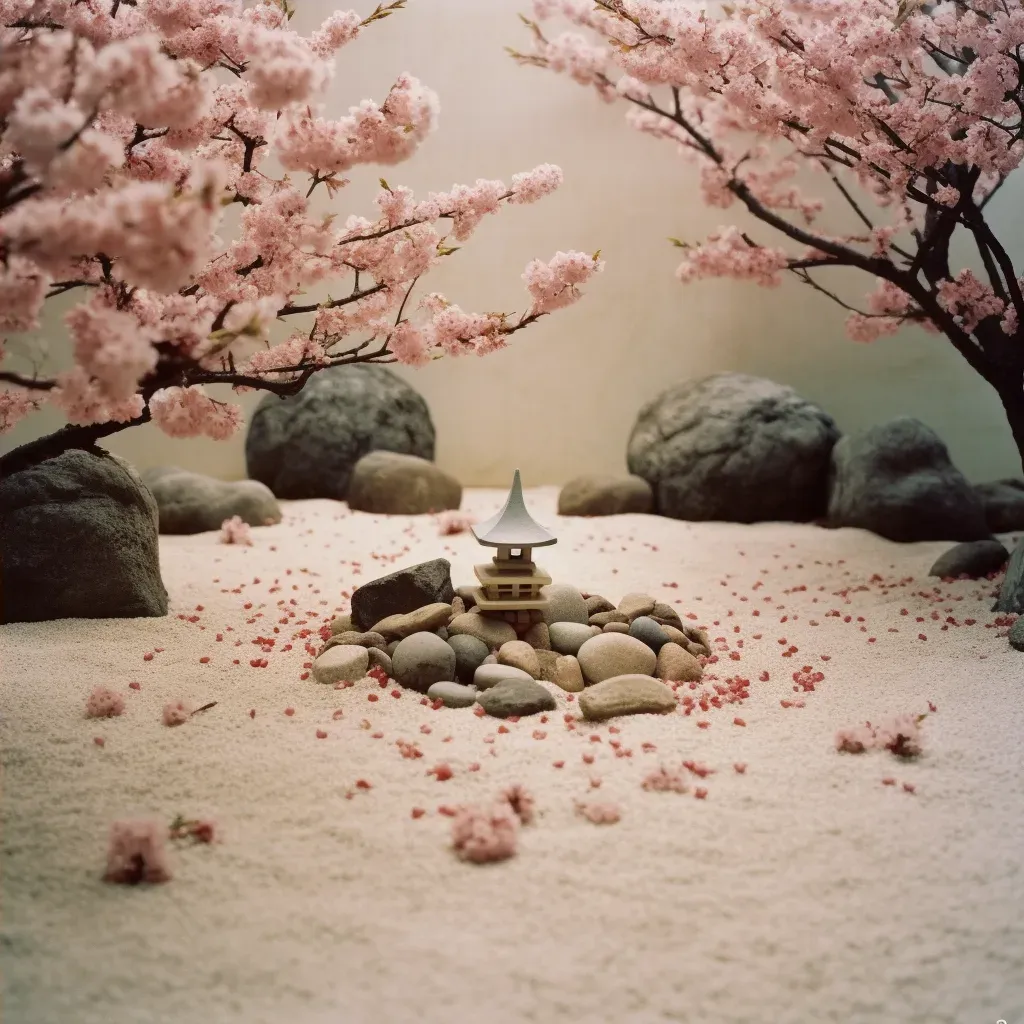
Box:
[471,470,557,624]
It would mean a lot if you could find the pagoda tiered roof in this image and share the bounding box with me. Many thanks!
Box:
[472,470,557,548]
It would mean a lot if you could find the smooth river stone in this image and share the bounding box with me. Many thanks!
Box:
[370,602,452,639]
[427,681,478,708]
[391,632,457,693]
[476,678,557,718]
[577,632,658,685]
[497,640,541,679]
[656,642,704,682]
[447,611,517,649]
[312,644,369,685]
[549,621,600,656]
[474,663,535,691]
[552,655,585,693]
[578,674,677,721]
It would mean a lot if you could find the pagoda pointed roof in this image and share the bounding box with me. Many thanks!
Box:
[472,470,557,548]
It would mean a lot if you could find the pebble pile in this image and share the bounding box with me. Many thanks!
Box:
[313,562,711,721]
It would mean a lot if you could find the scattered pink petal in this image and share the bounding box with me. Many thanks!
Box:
[162,701,192,727]
[575,800,621,824]
[451,802,519,863]
[501,784,536,825]
[103,819,172,885]
[220,516,253,545]
[85,686,125,719]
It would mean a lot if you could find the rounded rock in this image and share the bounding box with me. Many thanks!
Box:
[557,474,653,517]
[928,539,1008,580]
[629,616,670,654]
[585,595,615,616]
[447,634,490,684]
[827,417,989,542]
[650,602,683,629]
[476,678,557,718]
[427,681,478,708]
[140,466,281,534]
[366,647,393,677]
[391,632,457,693]
[617,592,656,621]
[549,621,600,656]
[578,675,677,721]
[577,633,658,685]
[370,602,453,640]
[656,642,704,682]
[474,663,535,691]
[552,655,585,693]
[448,611,517,649]
[498,640,541,679]
[1009,617,1024,652]
[325,630,387,651]
[312,644,369,685]
[522,621,551,651]
[627,372,840,522]
[539,583,589,626]
[535,649,560,683]
[347,450,462,515]
[589,610,629,627]
[245,364,435,501]
[603,622,629,634]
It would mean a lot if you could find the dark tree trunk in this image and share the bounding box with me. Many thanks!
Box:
[0,412,148,479]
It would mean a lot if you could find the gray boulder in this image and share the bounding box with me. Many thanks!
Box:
[0,449,167,623]
[139,466,281,534]
[975,479,1024,533]
[350,558,454,632]
[557,474,653,516]
[245,364,435,500]
[993,539,1024,614]
[627,373,839,522]
[827,418,990,542]
[929,539,1008,579]
[347,451,461,515]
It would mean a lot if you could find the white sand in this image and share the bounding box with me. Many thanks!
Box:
[2,487,1023,1024]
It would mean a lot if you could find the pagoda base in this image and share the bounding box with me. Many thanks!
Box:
[470,588,549,614]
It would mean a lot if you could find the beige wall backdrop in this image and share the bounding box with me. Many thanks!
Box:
[5,0,1023,484]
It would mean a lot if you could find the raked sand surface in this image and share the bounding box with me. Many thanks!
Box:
[2,487,1023,1024]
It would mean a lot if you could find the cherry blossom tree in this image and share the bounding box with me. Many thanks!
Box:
[512,0,1024,470]
[0,0,602,475]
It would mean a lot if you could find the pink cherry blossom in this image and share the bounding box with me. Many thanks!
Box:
[220,516,253,546]
[0,1,592,462]
[103,819,172,885]
[514,0,1024,464]
[451,802,520,863]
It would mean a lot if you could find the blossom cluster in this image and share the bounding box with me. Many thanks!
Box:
[515,0,1024,354]
[0,1,598,443]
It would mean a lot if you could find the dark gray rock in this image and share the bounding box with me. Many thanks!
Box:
[347,451,461,515]
[391,632,457,693]
[975,479,1024,533]
[993,539,1024,614]
[139,466,281,534]
[447,633,490,684]
[627,373,840,523]
[628,615,671,654]
[475,677,556,718]
[929,539,1009,579]
[245,364,435,500]
[0,449,167,624]
[1009,617,1024,652]
[827,418,990,542]
[350,558,454,632]
[558,474,653,516]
